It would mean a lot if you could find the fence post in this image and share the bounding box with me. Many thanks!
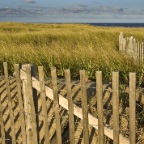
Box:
[96,71,104,144]
[133,41,137,62]
[3,62,16,144]
[138,42,140,64]
[139,43,142,64]
[65,69,75,144]
[127,36,134,56]
[140,42,143,64]
[14,64,26,144]
[38,66,49,144]
[129,73,136,144]
[119,32,124,51]
[135,43,138,63]
[31,64,39,142]
[132,38,136,60]
[80,70,89,144]
[141,42,144,63]
[122,38,126,52]
[112,72,119,144]
[22,64,38,144]
[51,67,62,144]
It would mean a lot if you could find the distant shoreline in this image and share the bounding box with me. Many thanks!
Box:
[40,22,144,27]
[31,22,144,27]
[87,23,144,27]
[1,21,144,27]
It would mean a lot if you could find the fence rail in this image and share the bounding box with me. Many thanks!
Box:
[119,32,144,64]
[0,62,139,144]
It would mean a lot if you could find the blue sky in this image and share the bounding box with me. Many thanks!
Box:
[0,0,144,23]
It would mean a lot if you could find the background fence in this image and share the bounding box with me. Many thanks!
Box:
[0,62,141,144]
[119,32,144,64]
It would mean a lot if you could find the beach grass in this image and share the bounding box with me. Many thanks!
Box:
[0,22,144,84]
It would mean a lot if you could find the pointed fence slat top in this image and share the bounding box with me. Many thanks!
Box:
[119,32,144,64]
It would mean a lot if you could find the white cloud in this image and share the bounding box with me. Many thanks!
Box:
[24,0,36,3]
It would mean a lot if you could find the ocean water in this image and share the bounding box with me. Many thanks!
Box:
[87,23,144,27]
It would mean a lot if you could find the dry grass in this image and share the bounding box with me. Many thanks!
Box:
[0,22,144,84]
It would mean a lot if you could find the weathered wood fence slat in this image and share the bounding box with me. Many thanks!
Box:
[119,32,144,64]
[25,64,38,144]
[112,72,119,144]
[0,92,5,144]
[1,62,139,144]
[38,66,49,144]
[80,70,89,144]
[3,62,16,144]
[51,67,62,144]
[129,73,136,144]
[14,64,27,144]
[64,69,75,144]
[96,71,104,144]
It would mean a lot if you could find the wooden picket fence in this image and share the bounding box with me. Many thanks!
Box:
[119,32,144,64]
[0,62,138,144]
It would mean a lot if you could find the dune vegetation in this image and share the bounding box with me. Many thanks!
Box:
[0,22,144,84]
